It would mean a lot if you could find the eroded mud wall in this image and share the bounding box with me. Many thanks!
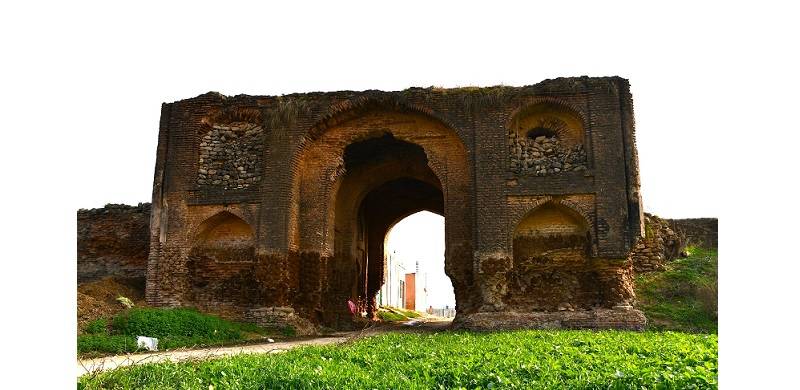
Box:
[78,203,150,283]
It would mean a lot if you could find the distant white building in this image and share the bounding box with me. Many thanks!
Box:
[378,253,431,311]
[378,251,407,308]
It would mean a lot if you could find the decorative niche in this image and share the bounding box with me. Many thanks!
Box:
[507,102,588,176]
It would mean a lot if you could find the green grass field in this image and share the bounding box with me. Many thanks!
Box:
[79,330,717,389]
[635,247,718,333]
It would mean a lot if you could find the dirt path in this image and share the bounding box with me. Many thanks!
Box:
[77,334,353,377]
[77,317,454,377]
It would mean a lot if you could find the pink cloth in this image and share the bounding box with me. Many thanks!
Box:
[347,300,357,315]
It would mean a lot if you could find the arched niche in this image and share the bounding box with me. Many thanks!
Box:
[510,102,585,145]
[507,203,601,311]
[513,203,589,260]
[507,101,589,175]
[192,211,256,260]
[187,211,259,309]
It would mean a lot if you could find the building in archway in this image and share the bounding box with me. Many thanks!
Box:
[377,250,407,309]
[145,76,646,331]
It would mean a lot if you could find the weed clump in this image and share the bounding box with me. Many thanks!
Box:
[83,318,108,335]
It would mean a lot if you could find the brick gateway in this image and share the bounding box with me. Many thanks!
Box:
[145,77,647,331]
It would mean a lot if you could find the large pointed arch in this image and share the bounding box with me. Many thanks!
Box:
[288,99,476,327]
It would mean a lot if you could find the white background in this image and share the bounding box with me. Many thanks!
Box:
[1,1,798,387]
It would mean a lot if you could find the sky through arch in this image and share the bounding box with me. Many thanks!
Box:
[385,211,455,309]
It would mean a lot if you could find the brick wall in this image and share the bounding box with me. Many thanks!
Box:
[77,203,150,283]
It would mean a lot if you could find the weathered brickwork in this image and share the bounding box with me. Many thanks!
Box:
[141,76,650,331]
[77,203,150,284]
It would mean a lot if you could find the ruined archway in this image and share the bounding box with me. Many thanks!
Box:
[292,103,475,328]
[142,79,649,331]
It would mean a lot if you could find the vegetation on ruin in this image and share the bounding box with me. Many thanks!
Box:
[78,308,276,356]
[267,96,313,128]
[79,330,717,389]
[635,246,718,333]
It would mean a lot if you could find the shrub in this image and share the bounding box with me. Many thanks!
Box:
[78,335,138,354]
[84,318,108,335]
[79,308,276,356]
[281,326,296,337]
[111,307,242,341]
[696,282,718,320]
[635,247,718,333]
[393,307,421,318]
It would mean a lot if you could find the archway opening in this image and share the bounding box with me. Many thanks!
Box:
[323,133,457,327]
[381,211,455,321]
[296,107,474,329]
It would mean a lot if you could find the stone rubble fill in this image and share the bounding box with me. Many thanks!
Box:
[508,132,587,175]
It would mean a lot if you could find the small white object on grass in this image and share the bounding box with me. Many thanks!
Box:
[136,336,159,351]
[267,338,274,343]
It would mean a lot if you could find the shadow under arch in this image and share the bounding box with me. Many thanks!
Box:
[507,97,588,139]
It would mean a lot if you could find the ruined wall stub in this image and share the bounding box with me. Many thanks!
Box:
[146,76,647,330]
